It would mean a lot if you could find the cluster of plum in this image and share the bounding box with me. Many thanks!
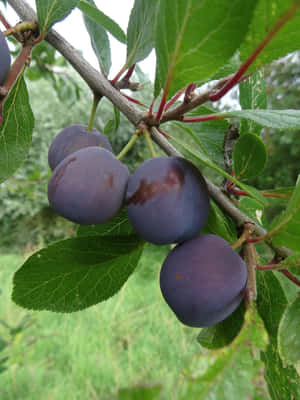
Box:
[0,30,11,85]
[47,125,248,328]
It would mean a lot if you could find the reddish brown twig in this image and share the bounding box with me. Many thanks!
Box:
[182,114,226,123]
[280,269,300,287]
[164,86,186,111]
[209,2,300,101]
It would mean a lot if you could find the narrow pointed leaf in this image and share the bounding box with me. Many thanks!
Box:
[12,236,144,313]
[82,0,111,74]
[222,109,300,129]
[126,0,158,66]
[78,0,126,43]
[0,74,34,184]
[154,0,258,98]
[36,0,79,34]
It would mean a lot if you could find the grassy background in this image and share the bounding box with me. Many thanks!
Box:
[0,245,200,400]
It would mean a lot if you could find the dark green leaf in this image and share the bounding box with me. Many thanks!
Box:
[270,175,300,251]
[233,133,268,180]
[82,0,111,75]
[240,0,300,73]
[201,200,237,244]
[178,307,268,400]
[77,0,126,43]
[171,135,266,205]
[77,208,136,238]
[278,252,300,274]
[239,70,267,136]
[238,197,266,227]
[126,0,158,65]
[12,236,144,313]
[278,295,300,365]
[36,0,79,34]
[197,301,246,350]
[117,385,163,400]
[223,109,300,130]
[154,0,258,98]
[0,74,34,184]
[256,270,300,399]
[175,106,230,167]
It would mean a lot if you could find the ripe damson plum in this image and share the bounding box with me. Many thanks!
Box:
[48,147,129,225]
[125,157,210,245]
[0,31,11,85]
[160,234,248,327]
[48,124,113,170]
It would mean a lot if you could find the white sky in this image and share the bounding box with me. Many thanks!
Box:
[1,0,156,79]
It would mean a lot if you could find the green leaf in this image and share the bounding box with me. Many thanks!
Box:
[270,176,300,251]
[201,200,237,244]
[175,106,230,167]
[82,0,111,75]
[238,197,266,227]
[233,133,268,180]
[222,109,300,130]
[154,0,258,98]
[256,270,300,399]
[117,385,163,400]
[197,301,246,350]
[178,307,268,400]
[239,70,267,136]
[77,0,126,43]
[77,208,136,238]
[278,295,300,366]
[171,135,266,205]
[0,74,34,184]
[12,236,144,313]
[126,0,158,66]
[277,252,300,273]
[239,0,300,73]
[36,0,79,34]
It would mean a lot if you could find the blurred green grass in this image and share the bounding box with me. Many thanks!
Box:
[0,245,200,400]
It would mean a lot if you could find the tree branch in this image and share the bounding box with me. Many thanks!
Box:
[7,0,293,259]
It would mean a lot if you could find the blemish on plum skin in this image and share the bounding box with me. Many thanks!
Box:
[107,174,114,188]
[176,273,182,280]
[126,164,185,205]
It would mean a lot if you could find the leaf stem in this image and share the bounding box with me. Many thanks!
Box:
[280,269,300,287]
[87,95,101,131]
[164,86,187,111]
[116,130,141,160]
[182,114,226,123]
[111,63,128,85]
[144,130,156,158]
[155,73,172,122]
